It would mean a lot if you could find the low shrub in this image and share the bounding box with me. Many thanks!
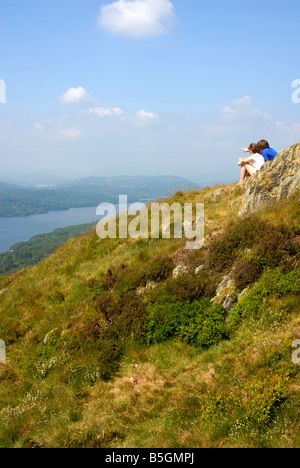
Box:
[146,271,219,304]
[200,375,289,428]
[94,292,120,324]
[145,298,228,349]
[96,294,146,380]
[233,252,266,291]
[102,264,127,291]
[115,255,174,293]
[229,268,300,326]
[208,217,295,274]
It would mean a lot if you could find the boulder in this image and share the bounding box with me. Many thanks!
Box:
[136,281,158,296]
[173,264,189,279]
[239,143,300,216]
[212,271,238,312]
[195,265,206,275]
[209,188,225,201]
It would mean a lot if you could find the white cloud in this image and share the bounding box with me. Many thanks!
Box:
[222,96,271,121]
[89,106,124,118]
[136,109,159,119]
[98,0,175,36]
[60,86,90,104]
[3,94,300,182]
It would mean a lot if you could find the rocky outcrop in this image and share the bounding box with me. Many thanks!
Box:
[211,270,237,312]
[209,188,225,201]
[136,281,158,296]
[212,270,251,313]
[173,264,188,279]
[239,143,300,216]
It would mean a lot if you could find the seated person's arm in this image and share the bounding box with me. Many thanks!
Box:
[241,156,253,164]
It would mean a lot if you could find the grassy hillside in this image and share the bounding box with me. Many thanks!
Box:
[0,184,299,448]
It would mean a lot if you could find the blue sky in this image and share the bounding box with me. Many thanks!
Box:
[0,0,300,183]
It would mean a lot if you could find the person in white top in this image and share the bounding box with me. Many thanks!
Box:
[237,143,265,185]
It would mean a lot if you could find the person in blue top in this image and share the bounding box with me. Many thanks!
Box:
[242,140,277,162]
[257,140,277,162]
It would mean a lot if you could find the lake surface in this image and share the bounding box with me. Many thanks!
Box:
[0,206,102,253]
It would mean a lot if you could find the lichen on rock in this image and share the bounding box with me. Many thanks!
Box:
[239,143,300,216]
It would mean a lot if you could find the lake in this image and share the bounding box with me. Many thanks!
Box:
[0,206,101,253]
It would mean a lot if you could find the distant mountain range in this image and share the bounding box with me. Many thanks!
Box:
[0,175,197,217]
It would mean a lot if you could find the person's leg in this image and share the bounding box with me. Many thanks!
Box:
[244,164,256,176]
[237,165,247,184]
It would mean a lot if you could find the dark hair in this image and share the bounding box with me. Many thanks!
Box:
[248,143,262,154]
[258,139,269,149]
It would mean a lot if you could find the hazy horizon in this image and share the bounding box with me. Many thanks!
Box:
[0,171,229,188]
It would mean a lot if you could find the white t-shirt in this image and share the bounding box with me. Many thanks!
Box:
[251,153,265,171]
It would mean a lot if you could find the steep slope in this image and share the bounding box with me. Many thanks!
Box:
[0,148,299,448]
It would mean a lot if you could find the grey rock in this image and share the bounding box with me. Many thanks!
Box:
[195,265,206,275]
[44,328,59,346]
[173,264,188,279]
[239,143,300,217]
[209,188,225,201]
[212,271,237,311]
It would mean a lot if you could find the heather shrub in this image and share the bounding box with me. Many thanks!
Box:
[97,333,123,382]
[208,216,296,273]
[145,255,174,282]
[146,271,219,305]
[94,292,120,324]
[102,264,127,291]
[96,294,146,380]
[233,252,266,290]
[115,255,174,293]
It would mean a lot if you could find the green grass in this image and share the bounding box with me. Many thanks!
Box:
[0,184,299,448]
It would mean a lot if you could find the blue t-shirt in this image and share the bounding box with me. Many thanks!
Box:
[262,147,277,161]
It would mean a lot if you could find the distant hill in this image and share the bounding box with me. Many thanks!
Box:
[0,175,196,217]
[0,181,23,190]
[56,175,196,198]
